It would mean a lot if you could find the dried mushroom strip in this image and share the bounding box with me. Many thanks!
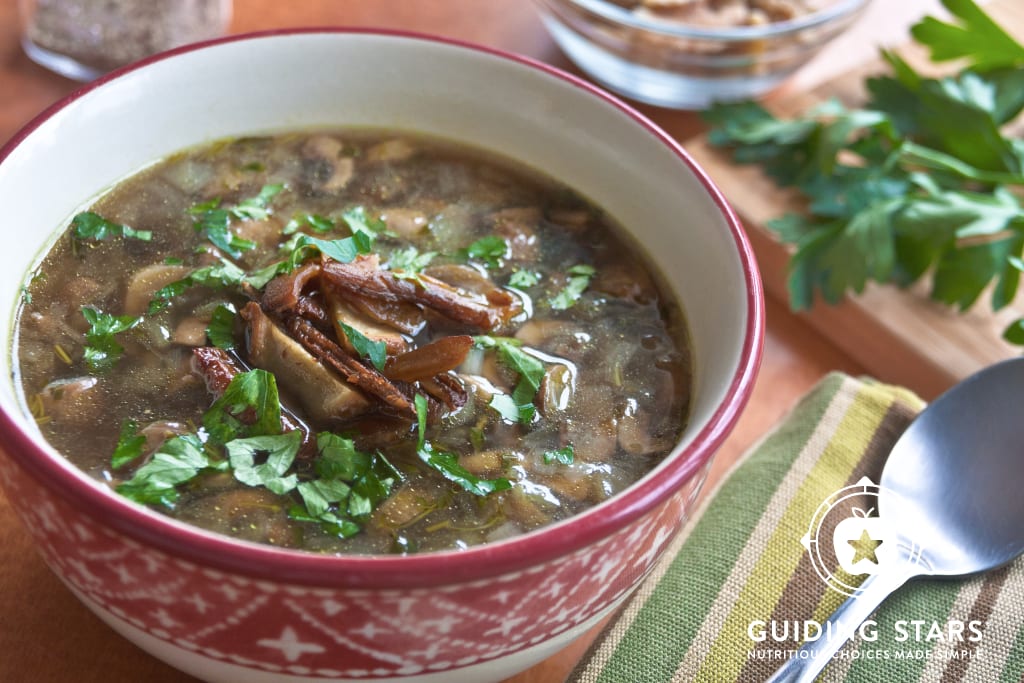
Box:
[321,254,521,332]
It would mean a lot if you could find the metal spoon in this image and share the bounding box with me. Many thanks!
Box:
[767,357,1024,683]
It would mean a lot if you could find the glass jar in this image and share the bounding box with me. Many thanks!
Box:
[18,0,233,81]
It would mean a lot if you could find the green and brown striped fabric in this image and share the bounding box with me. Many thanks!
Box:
[570,373,1024,683]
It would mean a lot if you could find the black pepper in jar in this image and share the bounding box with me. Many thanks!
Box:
[19,0,232,81]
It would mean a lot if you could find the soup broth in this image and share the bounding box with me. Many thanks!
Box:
[14,131,691,554]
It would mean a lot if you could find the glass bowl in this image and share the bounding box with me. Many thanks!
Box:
[534,0,871,109]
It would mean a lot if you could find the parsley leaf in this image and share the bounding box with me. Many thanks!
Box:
[189,184,283,258]
[910,0,1024,71]
[473,336,544,423]
[550,264,596,310]
[340,206,387,239]
[227,432,301,495]
[489,392,535,424]
[459,235,508,269]
[316,432,371,480]
[414,394,511,496]
[289,432,399,535]
[295,479,351,519]
[296,233,373,264]
[111,420,146,469]
[203,369,282,445]
[509,269,541,288]
[116,434,219,507]
[230,183,284,221]
[81,306,142,372]
[702,0,1024,345]
[72,212,152,242]
[148,259,246,313]
[206,304,237,350]
[192,208,256,259]
[338,322,388,371]
[543,445,575,465]
[283,212,334,235]
[387,246,437,274]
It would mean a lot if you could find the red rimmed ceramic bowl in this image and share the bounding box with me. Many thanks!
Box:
[0,31,762,682]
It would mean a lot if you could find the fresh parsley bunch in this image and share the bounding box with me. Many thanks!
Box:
[704,0,1024,344]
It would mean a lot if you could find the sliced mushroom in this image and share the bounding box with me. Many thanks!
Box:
[241,303,372,422]
[302,135,355,192]
[36,376,100,427]
[330,296,409,356]
[379,208,429,238]
[617,408,672,456]
[172,316,209,347]
[369,481,442,532]
[139,420,191,455]
[365,138,417,164]
[176,488,299,547]
[458,450,505,478]
[124,264,193,316]
[344,293,426,336]
[285,315,415,418]
[489,207,540,261]
[538,363,575,416]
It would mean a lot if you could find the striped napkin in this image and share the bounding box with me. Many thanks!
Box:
[570,373,1024,683]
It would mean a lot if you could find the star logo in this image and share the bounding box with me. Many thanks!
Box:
[847,528,883,565]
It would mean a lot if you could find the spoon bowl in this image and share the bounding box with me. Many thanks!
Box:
[770,357,1024,683]
[881,357,1024,575]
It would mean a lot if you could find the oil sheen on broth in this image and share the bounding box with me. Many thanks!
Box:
[14,131,692,555]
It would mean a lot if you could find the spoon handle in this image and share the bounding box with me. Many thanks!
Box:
[765,568,913,683]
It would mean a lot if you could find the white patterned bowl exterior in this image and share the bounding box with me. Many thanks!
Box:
[0,31,762,682]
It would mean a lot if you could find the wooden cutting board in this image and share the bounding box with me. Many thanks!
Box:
[685,0,1024,399]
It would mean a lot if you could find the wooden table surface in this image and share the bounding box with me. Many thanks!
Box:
[0,0,943,681]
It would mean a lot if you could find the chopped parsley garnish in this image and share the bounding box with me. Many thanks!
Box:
[340,205,387,238]
[289,432,400,536]
[80,306,143,372]
[509,269,541,288]
[387,246,437,274]
[71,212,152,243]
[231,183,284,221]
[192,207,256,259]
[414,394,511,496]
[116,433,223,507]
[473,335,545,423]
[550,264,596,310]
[110,420,147,469]
[205,304,237,350]
[227,432,301,495]
[147,259,246,313]
[339,322,388,371]
[459,235,508,269]
[189,184,284,258]
[112,369,400,538]
[283,212,334,235]
[543,445,575,465]
[296,233,373,264]
[203,369,282,445]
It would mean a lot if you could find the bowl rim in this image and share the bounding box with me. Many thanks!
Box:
[0,27,764,588]
[544,0,870,41]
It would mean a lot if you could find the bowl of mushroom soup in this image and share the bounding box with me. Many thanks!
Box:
[0,30,762,682]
